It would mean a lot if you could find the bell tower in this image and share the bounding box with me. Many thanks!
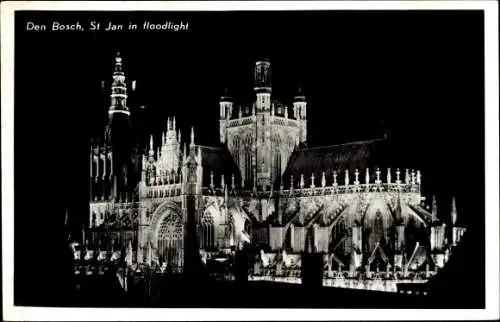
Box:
[254,58,273,188]
[105,52,135,201]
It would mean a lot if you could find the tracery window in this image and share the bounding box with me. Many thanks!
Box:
[157,212,184,268]
[198,213,215,250]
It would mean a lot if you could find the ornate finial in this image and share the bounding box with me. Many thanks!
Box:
[190,126,195,147]
[365,168,370,184]
[162,131,166,145]
[405,169,410,184]
[115,51,122,63]
[387,168,392,184]
[221,173,225,188]
[290,175,294,190]
[431,195,437,218]
[149,135,154,156]
[354,169,359,185]
[396,168,401,183]
[375,168,381,184]
[238,106,242,118]
[333,171,338,186]
[167,117,171,131]
[345,170,349,186]
[231,173,235,190]
[310,173,315,188]
[300,174,305,189]
[416,170,421,185]
[450,197,457,225]
[321,172,326,188]
[177,129,181,143]
[173,116,176,131]
[197,145,202,162]
[210,171,214,189]
[284,106,289,118]
[411,169,416,185]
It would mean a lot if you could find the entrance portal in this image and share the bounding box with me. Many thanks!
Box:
[153,208,184,272]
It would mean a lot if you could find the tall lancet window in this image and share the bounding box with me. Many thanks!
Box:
[274,150,282,182]
[232,137,240,168]
[245,150,252,184]
[198,212,215,250]
[370,210,385,251]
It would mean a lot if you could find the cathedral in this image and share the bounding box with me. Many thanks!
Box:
[85,53,467,291]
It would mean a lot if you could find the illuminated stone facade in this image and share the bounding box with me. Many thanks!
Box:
[84,54,467,291]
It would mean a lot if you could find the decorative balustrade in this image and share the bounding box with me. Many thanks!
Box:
[203,168,422,198]
[228,115,255,127]
[143,183,183,199]
[204,182,421,198]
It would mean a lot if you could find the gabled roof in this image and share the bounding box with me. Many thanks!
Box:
[408,243,434,269]
[198,145,242,187]
[281,138,391,189]
[368,242,389,264]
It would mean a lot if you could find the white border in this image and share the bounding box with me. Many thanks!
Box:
[1,1,498,321]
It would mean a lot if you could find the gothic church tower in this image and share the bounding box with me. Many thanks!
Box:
[220,58,307,189]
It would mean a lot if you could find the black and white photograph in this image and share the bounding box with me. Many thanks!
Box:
[2,1,499,320]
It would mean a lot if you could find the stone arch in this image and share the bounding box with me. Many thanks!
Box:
[228,206,252,245]
[330,215,347,252]
[149,201,184,268]
[198,205,220,250]
[362,197,394,253]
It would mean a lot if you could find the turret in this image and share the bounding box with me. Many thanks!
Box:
[450,197,465,246]
[254,58,272,112]
[108,52,130,117]
[293,85,307,143]
[219,89,233,144]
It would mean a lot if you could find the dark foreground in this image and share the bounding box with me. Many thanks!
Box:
[66,275,432,309]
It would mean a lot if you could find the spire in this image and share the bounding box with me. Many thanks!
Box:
[190,127,195,147]
[109,52,130,117]
[431,195,438,218]
[114,52,123,74]
[450,197,457,225]
[220,87,232,102]
[148,135,154,157]
[173,116,176,131]
[294,84,306,102]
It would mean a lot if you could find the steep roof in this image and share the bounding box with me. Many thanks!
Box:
[281,138,392,189]
[198,145,242,187]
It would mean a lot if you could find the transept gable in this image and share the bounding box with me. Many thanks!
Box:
[368,242,389,265]
[408,242,434,270]
[362,196,394,228]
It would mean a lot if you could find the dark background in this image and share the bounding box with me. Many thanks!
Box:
[13,10,485,307]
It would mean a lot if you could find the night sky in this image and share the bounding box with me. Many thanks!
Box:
[14,10,484,307]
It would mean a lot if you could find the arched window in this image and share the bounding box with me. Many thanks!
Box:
[199,214,215,250]
[274,150,282,182]
[232,136,240,167]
